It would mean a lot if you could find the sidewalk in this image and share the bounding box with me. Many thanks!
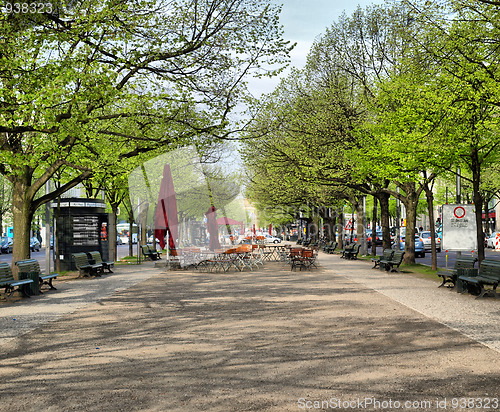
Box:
[1,254,499,411]
[322,253,500,353]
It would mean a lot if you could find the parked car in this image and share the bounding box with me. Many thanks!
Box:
[264,234,282,244]
[120,234,138,244]
[0,236,13,254]
[354,230,379,247]
[30,237,41,252]
[419,231,441,252]
[486,232,500,248]
[395,234,425,258]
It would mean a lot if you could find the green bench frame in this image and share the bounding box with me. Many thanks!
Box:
[437,256,477,288]
[372,248,394,269]
[87,251,114,273]
[72,252,103,277]
[0,262,33,298]
[15,258,59,294]
[141,244,161,261]
[323,241,337,254]
[380,250,405,272]
[458,258,500,298]
[341,244,360,260]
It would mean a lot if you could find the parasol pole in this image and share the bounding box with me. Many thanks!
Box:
[166,229,170,265]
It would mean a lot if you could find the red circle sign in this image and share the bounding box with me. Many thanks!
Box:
[454,206,466,219]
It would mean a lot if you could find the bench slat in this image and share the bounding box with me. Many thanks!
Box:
[458,259,500,297]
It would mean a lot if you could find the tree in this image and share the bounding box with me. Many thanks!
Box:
[403,0,500,261]
[0,0,293,268]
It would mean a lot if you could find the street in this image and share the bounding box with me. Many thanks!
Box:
[413,247,500,269]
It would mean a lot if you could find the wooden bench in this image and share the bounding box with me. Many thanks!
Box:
[87,251,114,273]
[141,245,161,261]
[72,252,103,277]
[15,258,59,294]
[342,244,360,260]
[458,258,500,298]
[380,250,405,272]
[0,262,33,298]
[371,248,394,269]
[437,256,477,288]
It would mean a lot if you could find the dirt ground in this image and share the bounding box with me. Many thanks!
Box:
[0,257,499,411]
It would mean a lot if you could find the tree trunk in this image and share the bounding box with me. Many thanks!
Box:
[400,183,420,265]
[109,204,118,262]
[471,149,485,262]
[423,182,437,271]
[11,178,33,277]
[338,209,344,249]
[378,192,391,250]
[128,219,134,257]
[355,197,365,253]
[371,196,378,256]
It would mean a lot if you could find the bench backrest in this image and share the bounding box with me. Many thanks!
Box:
[15,259,41,276]
[382,249,394,260]
[454,257,477,271]
[88,251,103,264]
[72,252,91,268]
[141,245,150,255]
[0,262,13,283]
[391,250,405,263]
[478,259,500,280]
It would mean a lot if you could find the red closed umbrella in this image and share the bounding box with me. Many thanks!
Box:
[154,164,179,251]
[205,206,220,251]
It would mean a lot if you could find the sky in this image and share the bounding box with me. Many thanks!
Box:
[249,0,386,97]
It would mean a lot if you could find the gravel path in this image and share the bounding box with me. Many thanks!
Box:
[0,263,160,346]
[1,254,499,411]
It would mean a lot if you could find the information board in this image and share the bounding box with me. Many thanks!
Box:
[441,204,477,251]
[72,215,100,246]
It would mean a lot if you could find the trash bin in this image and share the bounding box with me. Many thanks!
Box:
[456,267,478,294]
[19,271,40,296]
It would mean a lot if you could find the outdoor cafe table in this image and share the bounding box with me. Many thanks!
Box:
[258,244,287,262]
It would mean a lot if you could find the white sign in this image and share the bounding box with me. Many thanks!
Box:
[442,204,477,251]
[343,214,357,236]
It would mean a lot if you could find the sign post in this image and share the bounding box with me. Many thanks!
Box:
[441,204,477,252]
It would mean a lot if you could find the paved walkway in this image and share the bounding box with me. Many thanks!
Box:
[0,254,499,411]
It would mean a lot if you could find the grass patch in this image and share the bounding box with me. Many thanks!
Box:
[399,263,440,281]
[54,270,76,277]
[119,255,138,263]
[358,254,441,283]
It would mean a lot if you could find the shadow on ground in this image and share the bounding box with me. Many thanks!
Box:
[1,262,499,411]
